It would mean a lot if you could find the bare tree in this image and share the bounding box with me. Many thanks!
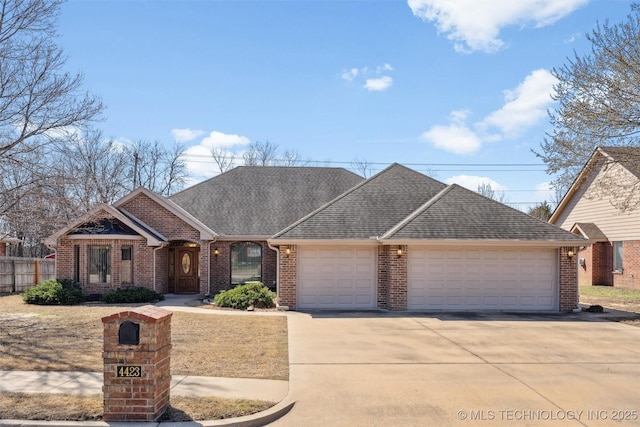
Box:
[0,0,103,248]
[352,157,374,178]
[477,182,508,204]
[129,139,187,196]
[243,140,279,166]
[278,149,307,166]
[536,3,640,208]
[211,147,236,173]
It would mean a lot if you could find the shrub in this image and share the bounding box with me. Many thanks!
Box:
[22,279,85,305]
[100,287,164,304]
[214,282,275,310]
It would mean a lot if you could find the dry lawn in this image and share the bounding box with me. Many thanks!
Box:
[0,393,274,422]
[0,295,288,379]
[0,294,288,422]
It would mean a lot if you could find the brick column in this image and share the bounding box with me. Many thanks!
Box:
[377,246,390,309]
[102,306,173,422]
[559,247,579,312]
[388,245,407,311]
[278,245,297,309]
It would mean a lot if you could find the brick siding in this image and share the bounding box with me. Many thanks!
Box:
[278,245,297,309]
[208,241,277,295]
[559,247,579,311]
[613,240,640,289]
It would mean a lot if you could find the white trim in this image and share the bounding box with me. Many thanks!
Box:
[379,239,584,248]
[268,238,379,246]
[114,187,218,240]
[68,235,145,241]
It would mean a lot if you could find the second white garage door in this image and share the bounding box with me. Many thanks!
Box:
[297,246,376,309]
[408,247,558,311]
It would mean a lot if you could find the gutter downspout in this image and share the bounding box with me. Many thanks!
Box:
[267,242,280,301]
[153,243,168,292]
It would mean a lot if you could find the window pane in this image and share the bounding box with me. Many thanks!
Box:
[231,242,262,284]
[89,246,111,283]
[613,242,623,271]
[121,246,132,284]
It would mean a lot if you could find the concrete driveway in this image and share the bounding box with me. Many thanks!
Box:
[270,311,640,427]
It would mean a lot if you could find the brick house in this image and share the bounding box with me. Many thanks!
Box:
[47,164,584,311]
[550,146,640,288]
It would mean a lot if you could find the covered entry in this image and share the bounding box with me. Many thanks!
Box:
[168,242,199,293]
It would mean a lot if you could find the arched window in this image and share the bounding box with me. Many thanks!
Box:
[230,242,262,285]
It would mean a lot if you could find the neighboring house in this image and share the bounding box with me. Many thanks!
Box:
[550,146,640,288]
[46,164,584,311]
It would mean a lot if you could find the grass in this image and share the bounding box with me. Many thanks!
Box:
[0,294,288,421]
[0,393,274,422]
[579,285,640,303]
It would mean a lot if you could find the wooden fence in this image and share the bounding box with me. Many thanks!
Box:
[0,257,56,293]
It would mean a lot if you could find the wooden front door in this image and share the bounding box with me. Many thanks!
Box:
[174,247,199,294]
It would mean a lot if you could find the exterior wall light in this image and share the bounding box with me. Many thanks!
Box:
[397,248,403,257]
[567,250,575,258]
[213,248,219,256]
[285,248,291,255]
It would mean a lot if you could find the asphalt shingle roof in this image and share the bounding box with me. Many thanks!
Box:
[573,222,607,240]
[169,166,364,236]
[273,163,447,239]
[383,184,586,241]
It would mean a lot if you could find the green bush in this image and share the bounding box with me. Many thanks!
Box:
[214,282,275,310]
[100,287,164,304]
[22,279,85,305]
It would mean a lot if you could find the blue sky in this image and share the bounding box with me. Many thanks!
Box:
[58,0,631,210]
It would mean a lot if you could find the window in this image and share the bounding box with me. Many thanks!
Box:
[73,245,80,284]
[230,242,262,284]
[613,241,623,272]
[121,246,133,284]
[89,246,111,283]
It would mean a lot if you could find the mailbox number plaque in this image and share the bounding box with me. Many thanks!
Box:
[116,365,142,378]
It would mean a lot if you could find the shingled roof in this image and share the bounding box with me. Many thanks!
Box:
[169,166,364,236]
[272,163,447,239]
[381,184,586,242]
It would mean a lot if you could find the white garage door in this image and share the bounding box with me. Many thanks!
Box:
[297,246,376,309]
[408,247,558,311]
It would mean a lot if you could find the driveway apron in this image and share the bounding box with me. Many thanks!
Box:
[269,312,640,427]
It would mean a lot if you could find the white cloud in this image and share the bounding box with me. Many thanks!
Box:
[171,128,205,143]
[421,123,481,155]
[199,131,250,149]
[341,68,359,82]
[183,130,250,181]
[480,69,557,137]
[364,76,393,92]
[533,181,555,202]
[342,64,395,91]
[407,0,587,53]
[445,175,507,192]
[422,69,556,154]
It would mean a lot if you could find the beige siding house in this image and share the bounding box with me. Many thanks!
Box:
[550,147,640,288]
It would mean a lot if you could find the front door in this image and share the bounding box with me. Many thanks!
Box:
[174,247,199,293]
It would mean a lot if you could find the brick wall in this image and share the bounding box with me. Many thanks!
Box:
[57,236,156,295]
[388,245,407,311]
[278,245,297,308]
[102,306,172,421]
[613,240,640,289]
[377,246,389,309]
[592,242,613,286]
[0,243,6,257]
[559,246,579,311]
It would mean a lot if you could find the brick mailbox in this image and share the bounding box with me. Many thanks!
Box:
[101,305,173,422]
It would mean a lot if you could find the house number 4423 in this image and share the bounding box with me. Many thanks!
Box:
[116,365,142,377]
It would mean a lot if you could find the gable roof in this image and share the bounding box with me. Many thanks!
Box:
[44,204,167,247]
[550,146,640,224]
[571,222,608,241]
[272,163,447,240]
[114,187,217,240]
[380,184,585,244]
[169,166,364,236]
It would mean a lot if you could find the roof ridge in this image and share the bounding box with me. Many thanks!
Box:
[380,185,454,239]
